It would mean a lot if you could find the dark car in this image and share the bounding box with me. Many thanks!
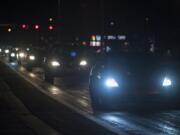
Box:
[43,46,98,83]
[24,47,46,72]
[89,46,180,111]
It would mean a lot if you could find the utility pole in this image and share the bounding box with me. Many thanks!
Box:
[57,0,61,46]
[100,0,105,52]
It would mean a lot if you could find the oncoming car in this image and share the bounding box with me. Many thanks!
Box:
[24,48,46,72]
[43,46,97,83]
[89,47,180,111]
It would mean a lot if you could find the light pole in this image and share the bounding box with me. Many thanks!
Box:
[100,0,105,52]
[57,0,61,45]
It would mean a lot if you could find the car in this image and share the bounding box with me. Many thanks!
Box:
[24,47,46,72]
[89,46,180,111]
[8,48,17,63]
[43,46,98,83]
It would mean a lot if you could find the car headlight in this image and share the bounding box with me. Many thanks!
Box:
[5,49,10,54]
[80,60,87,66]
[105,78,119,88]
[0,49,2,52]
[29,55,35,61]
[19,52,25,58]
[51,61,60,67]
[162,77,172,87]
[11,53,16,57]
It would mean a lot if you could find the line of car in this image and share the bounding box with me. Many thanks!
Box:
[1,45,180,112]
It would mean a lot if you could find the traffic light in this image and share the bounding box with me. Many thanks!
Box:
[48,25,54,31]
[21,24,28,29]
[34,24,40,30]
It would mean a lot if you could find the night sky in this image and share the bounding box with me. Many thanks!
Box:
[0,0,180,47]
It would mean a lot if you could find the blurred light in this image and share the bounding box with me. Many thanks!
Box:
[105,78,119,88]
[5,49,9,54]
[34,24,40,30]
[163,77,172,87]
[51,61,60,67]
[26,48,30,51]
[15,48,19,51]
[22,24,28,29]
[29,73,36,78]
[48,86,61,95]
[48,25,54,30]
[29,55,35,60]
[70,51,77,57]
[80,60,87,66]
[91,35,96,41]
[8,28,12,32]
[82,41,87,45]
[49,18,53,22]
[96,41,101,47]
[96,35,101,41]
[19,52,25,58]
[11,62,17,66]
[11,53,15,57]
[0,49,2,52]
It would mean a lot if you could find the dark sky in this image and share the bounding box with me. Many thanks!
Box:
[0,0,180,46]
[0,1,57,24]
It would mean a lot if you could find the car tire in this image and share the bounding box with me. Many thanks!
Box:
[44,72,54,84]
[90,89,104,112]
[89,78,106,112]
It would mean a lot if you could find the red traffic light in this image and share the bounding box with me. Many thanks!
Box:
[22,24,26,29]
[48,25,54,30]
[34,24,40,30]
[21,24,28,29]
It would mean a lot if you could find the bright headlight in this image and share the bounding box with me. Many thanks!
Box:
[80,60,87,66]
[51,61,60,67]
[105,78,119,88]
[29,55,35,60]
[11,53,15,57]
[162,77,172,87]
[5,49,9,54]
[19,52,25,58]
[0,49,2,52]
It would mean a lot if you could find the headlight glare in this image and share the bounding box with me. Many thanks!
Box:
[19,52,25,58]
[162,77,172,87]
[51,61,60,67]
[105,78,119,88]
[80,60,87,66]
[29,55,35,60]
[11,53,15,57]
[5,49,10,54]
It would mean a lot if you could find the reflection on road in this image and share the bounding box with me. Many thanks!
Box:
[11,65,180,135]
